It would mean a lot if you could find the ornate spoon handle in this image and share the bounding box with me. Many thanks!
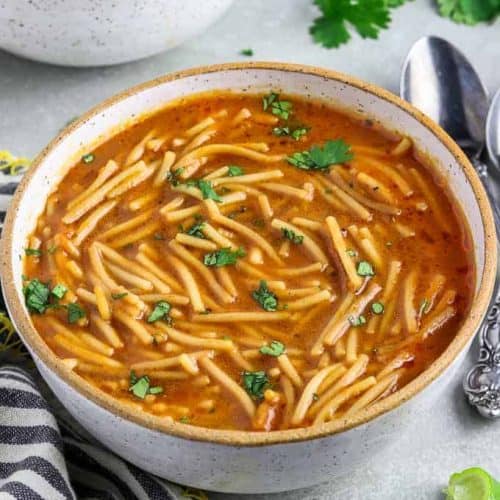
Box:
[464,286,500,418]
[464,159,500,418]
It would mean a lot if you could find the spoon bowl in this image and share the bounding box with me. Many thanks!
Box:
[401,36,489,158]
[487,89,500,170]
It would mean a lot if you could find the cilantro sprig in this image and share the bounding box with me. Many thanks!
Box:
[437,0,500,24]
[310,0,393,49]
[287,139,353,171]
[309,0,499,51]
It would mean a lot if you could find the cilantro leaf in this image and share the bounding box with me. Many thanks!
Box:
[287,139,353,171]
[252,280,278,312]
[166,167,185,186]
[437,0,500,24]
[203,247,246,267]
[356,260,375,277]
[310,0,393,49]
[196,180,222,202]
[242,370,270,399]
[240,48,254,56]
[186,220,205,239]
[23,279,50,314]
[51,284,68,300]
[262,92,293,120]
[273,125,310,141]
[129,370,163,399]
[25,248,42,257]
[111,292,128,300]
[147,301,171,323]
[259,340,286,357]
[281,228,304,245]
[67,303,86,324]
[81,153,95,164]
[227,165,244,176]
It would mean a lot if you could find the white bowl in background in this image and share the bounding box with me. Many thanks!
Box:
[0,0,234,66]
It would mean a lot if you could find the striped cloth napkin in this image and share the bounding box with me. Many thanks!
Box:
[0,165,203,500]
[0,365,192,500]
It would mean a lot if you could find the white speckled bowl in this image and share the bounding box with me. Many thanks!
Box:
[1,63,497,493]
[0,0,234,66]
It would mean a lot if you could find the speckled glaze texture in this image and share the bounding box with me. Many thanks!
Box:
[0,0,234,66]
[1,64,496,493]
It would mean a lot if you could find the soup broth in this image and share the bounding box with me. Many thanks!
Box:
[23,92,474,431]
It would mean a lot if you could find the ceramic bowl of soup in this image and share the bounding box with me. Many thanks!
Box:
[1,63,496,494]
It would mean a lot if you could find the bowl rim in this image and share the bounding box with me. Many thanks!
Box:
[2,61,496,446]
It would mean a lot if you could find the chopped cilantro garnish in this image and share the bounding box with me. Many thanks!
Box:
[242,370,270,400]
[47,245,57,254]
[281,227,304,245]
[227,165,244,176]
[262,92,293,120]
[67,303,86,324]
[23,279,50,314]
[259,340,286,357]
[129,370,163,399]
[349,314,367,327]
[81,153,95,164]
[51,284,67,300]
[186,180,222,202]
[371,302,384,315]
[147,301,171,323]
[186,220,205,239]
[273,125,309,141]
[203,247,245,267]
[240,48,254,56]
[346,249,358,257]
[179,416,190,424]
[24,248,42,257]
[252,280,278,312]
[357,260,375,277]
[111,292,128,300]
[287,139,353,171]
[166,168,183,186]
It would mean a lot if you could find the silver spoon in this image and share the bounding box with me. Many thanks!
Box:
[401,36,500,418]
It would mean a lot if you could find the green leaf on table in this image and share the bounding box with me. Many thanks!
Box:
[437,0,500,24]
